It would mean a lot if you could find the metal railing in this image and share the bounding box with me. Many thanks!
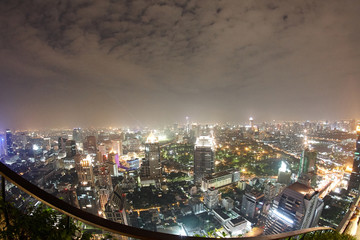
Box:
[0,161,335,240]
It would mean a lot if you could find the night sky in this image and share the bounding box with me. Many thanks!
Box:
[1,0,360,129]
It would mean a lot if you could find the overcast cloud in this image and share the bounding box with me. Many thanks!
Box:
[0,0,359,129]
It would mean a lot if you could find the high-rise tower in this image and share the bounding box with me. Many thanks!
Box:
[72,128,82,143]
[264,182,323,235]
[5,129,14,156]
[349,123,360,192]
[140,132,161,179]
[194,136,215,183]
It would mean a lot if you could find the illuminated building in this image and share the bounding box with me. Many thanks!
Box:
[278,161,292,185]
[85,136,97,154]
[194,136,215,183]
[58,137,67,151]
[349,123,360,192]
[240,190,264,219]
[201,169,240,191]
[264,182,323,235]
[97,164,112,190]
[249,117,254,129]
[111,139,123,156]
[99,188,110,211]
[5,129,15,156]
[76,155,94,186]
[204,187,219,209]
[298,149,317,176]
[264,182,286,202]
[65,140,77,158]
[105,184,129,225]
[185,116,190,136]
[140,132,161,179]
[72,128,82,143]
[0,136,6,156]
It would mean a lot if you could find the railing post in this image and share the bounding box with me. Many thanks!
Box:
[66,215,70,232]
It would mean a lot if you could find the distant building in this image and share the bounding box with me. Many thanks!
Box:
[76,155,94,186]
[5,129,15,156]
[201,169,240,191]
[111,139,123,156]
[240,190,264,219]
[194,136,215,183]
[204,187,219,209]
[58,137,67,151]
[65,140,77,158]
[278,161,292,185]
[349,123,360,192]
[140,133,161,179]
[299,148,317,176]
[85,136,97,154]
[72,128,82,143]
[0,136,5,156]
[264,182,324,235]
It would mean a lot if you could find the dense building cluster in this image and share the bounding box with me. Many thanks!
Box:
[0,119,359,237]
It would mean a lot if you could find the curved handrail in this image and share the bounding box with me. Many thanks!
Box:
[0,161,335,240]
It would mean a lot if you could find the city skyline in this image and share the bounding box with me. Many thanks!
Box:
[1,0,360,129]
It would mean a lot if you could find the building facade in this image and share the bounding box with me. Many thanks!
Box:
[264,182,324,235]
[194,136,215,183]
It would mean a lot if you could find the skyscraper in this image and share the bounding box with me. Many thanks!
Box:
[111,139,123,156]
[249,117,254,129]
[298,149,317,176]
[349,123,360,192]
[0,136,6,156]
[72,128,82,143]
[85,136,97,154]
[65,140,77,158]
[5,129,14,156]
[194,136,215,183]
[58,137,67,151]
[140,132,161,179]
[264,182,323,235]
[76,155,94,186]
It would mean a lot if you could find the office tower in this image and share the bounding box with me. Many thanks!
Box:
[240,190,264,219]
[99,188,111,211]
[85,136,97,153]
[65,140,77,158]
[19,133,27,148]
[111,139,123,156]
[5,129,15,156]
[58,137,67,151]
[98,164,113,191]
[140,133,161,179]
[278,161,292,185]
[204,187,219,209]
[105,184,129,225]
[249,117,254,129]
[185,116,190,135]
[349,123,360,192]
[0,136,5,156]
[194,136,215,183]
[76,155,94,186]
[264,182,324,235]
[264,182,286,202]
[298,149,317,176]
[72,128,82,143]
